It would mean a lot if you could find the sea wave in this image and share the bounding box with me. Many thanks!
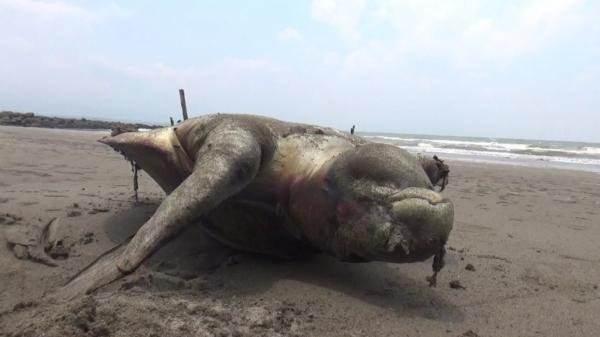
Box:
[363,133,600,169]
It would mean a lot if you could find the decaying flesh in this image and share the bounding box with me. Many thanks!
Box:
[53,114,454,299]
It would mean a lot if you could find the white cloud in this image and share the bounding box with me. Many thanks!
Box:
[278,27,302,41]
[0,0,93,21]
[94,57,284,89]
[0,0,95,42]
[0,0,130,19]
[0,0,133,115]
[0,0,130,50]
[341,42,395,71]
[0,0,131,58]
[311,0,367,42]
[457,0,585,64]
[309,0,590,67]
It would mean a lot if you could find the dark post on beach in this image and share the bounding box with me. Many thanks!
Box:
[351,125,355,135]
[179,89,189,121]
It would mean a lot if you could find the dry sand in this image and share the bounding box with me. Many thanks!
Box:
[1,125,599,337]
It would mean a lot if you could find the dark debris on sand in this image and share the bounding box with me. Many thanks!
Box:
[0,213,22,225]
[449,280,466,290]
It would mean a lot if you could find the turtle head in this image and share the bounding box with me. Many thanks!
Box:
[314,144,454,264]
[419,154,450,191]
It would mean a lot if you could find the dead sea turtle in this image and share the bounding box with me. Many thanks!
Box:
[56,114,454,298]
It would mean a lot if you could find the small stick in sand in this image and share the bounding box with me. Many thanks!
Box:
[130,161,139,202]
[179,89,189,121]
[427,246,446,287]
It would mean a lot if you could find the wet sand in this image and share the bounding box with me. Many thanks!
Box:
[1,125,599,337]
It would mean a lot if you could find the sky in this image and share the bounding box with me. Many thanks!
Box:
[1,0,599,142]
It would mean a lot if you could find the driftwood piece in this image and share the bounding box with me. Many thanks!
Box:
[12,244,29,259]
[28,246,59,267]
[40,217,62,250]
[4,218,65,266]
[4,225,40,246]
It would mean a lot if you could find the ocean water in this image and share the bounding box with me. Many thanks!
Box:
[361,132,600,173]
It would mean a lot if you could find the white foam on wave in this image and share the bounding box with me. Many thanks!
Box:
[426,139,530,152]
[574,146,600,155]
[365,135,529,151]
[365,135,600,158]
[364,135,421,142]
[402,144,600,166]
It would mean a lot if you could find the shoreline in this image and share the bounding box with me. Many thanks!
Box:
[3,110,598,174]
[413,151,600,174]
[2,123,599,174]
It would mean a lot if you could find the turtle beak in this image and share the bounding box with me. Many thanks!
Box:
[387,187,454,259]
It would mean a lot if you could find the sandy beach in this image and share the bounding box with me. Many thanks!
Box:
[1,125,599,337]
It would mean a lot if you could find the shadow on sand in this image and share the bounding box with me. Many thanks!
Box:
[102,204,464,323]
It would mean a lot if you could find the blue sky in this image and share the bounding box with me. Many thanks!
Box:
[1,0,599,142]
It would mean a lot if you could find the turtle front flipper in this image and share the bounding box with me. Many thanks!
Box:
[52,123,265,299]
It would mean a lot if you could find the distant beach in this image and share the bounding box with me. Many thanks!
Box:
[0,111,162,133]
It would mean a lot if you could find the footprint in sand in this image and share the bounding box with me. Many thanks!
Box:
[520,265,559,290]
[566,224,586,231]
[18,201,39,206]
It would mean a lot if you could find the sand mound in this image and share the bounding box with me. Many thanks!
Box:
[3,289,311,337]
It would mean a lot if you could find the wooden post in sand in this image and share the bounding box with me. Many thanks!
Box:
[179,89,189,121]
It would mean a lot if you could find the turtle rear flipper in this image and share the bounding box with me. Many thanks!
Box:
[99,127,194,194]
